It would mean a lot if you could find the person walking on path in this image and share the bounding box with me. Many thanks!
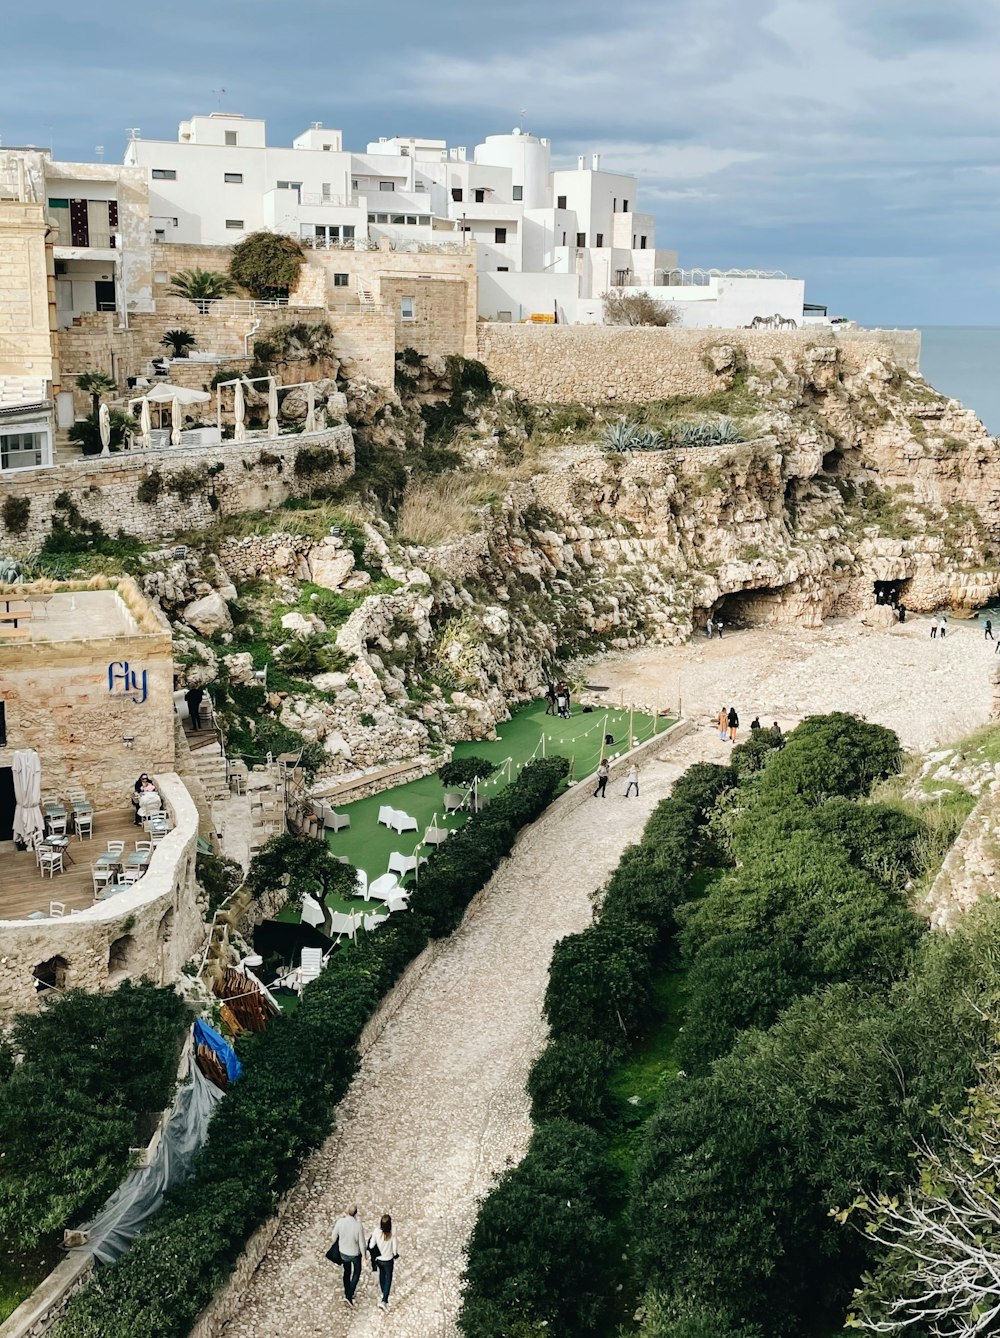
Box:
[624,764,639,797]
[706,616,714,639]
[940,614,948,639]
[986,620,994,641]
[544,683,556,716]
[330,1205,366,1309]
[368,1214,399,1311]
[716,621,724,639]
[930,615,938,639]
[898,603,907,623]
[727,706,740,743]
[717,706,728,741]
[593,758,609,798]
[184,684,204,731]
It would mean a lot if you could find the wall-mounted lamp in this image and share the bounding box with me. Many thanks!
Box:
[122,734,135,749]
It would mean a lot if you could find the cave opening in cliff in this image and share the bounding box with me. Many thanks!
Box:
[874,578,910,606]
[708,587,787,629]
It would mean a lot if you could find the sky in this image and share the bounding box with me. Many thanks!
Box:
[4,0,998,325]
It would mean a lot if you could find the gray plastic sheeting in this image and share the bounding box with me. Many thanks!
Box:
[74,1062,224,1264]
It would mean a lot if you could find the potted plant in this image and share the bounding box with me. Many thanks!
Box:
[160,329,197,359]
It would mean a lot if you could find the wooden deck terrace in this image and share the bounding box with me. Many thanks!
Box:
[0,809,147,921]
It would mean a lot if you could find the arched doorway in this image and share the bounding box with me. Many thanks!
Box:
[108,934,138,980]
[33,955,69,994]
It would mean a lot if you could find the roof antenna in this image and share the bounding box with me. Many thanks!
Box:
[213,87,227,108]
[95,145,105,161]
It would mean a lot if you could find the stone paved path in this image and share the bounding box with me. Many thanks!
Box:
[221,737,713,1338]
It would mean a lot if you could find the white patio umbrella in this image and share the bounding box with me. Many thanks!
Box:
[170,394,182,447]
[12,749,44,851]
[141,384,210,405]
[304,381,317,434]
[233,379,246,442]
[139,397,152,450]
[98,402,112,456]
[267,375,279,439]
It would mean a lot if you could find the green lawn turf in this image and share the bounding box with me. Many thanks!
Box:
[272,700,672,924]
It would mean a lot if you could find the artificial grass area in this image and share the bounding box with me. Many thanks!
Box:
[326,700,669,884]
[274,700,672,923]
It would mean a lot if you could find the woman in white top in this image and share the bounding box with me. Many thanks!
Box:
[368,1213,399,1310]
[625,764,639,798]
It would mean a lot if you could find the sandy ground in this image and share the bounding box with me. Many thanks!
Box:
[588,616,997,753]
[218,616,997,1337]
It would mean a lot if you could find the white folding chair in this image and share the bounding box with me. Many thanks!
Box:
[49,900,66,917]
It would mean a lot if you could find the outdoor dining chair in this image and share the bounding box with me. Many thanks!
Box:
[48,901,66,917]
[47,813,67,838]
[92,865,116,894]
[390,810,418,834]
[75,811,93,840]
[122,867,143,885]
[377,805,395,828]
[38,849,63,879]
[107,840,126,856]
[443,792,464,814]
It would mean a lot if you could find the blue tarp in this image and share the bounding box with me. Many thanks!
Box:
[194,1018,242,1082]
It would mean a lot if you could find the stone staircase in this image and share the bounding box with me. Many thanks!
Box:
[185,731,230,801]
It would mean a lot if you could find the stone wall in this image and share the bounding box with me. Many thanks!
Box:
[475,323,922,403]
[0,200,54,383]
[326,308,396,387]
[0,772,203,1018]
[0,426,354,545]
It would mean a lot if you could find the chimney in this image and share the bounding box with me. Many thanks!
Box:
[577,154,586,169]
[592,153,601,171]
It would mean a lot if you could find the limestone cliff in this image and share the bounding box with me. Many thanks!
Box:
[151,338,1000,779]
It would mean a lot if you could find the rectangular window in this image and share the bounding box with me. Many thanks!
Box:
[557,194,567,209]
[322,183,331,200]
[155,271,168,283]
[640,235,647,249]
[400,296,415,321]
[494,227,507,243]
[333,272,349,286]
[224,172,243,184]
[419,215,431,225]
[613,198,617,211]
[225,219,244,229]
[368,213,376,222]
[0,701,6,748]
[225,130,238,146]
[513,185,523,201]
[576,232,585,247]
[474,188,485,203]
[459,222,471,232]
[379,181,394,191]
[497,310,512,322]
[596,233,604,247]
[342,225,355,240]
[623,199,629,212]
[151,169,176,180]
[451,187,463,202]
[0,430,45,471]
[405,215,417,225]
[377,213,388,223]
[391,214,405,224]
[352,179,359,190]
[497,265,509,272]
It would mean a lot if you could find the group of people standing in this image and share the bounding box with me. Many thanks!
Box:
[329,1206,400,1312]
[593,759,640,799]
[929,614,949,639]
[544,681,572,718]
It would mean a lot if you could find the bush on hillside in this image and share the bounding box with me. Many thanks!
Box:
[545,921,657,1055]
[527,1036,613,1125]
[0,983,189,1249]
[459,1119,621,1338]
[245,833,358,909]
[438,756,497,790]
[229,231,304,300]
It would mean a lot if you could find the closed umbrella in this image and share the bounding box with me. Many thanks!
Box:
[99,403,111,457]
[171,395,182,448]
[267,376,279,439]
[304,381,317,435]
[12,749,44,851]
[233,380,246,443]
[139,397,152,450]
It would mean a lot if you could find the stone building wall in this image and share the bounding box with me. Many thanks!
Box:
[0,200,55,382]
[0,772,203,1018]
[0,580,174,810]
[475,323,922,402]
[0,426,354,546]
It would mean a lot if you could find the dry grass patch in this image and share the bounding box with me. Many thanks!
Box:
[396,474,487,545]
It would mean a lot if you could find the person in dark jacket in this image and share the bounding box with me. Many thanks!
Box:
[727,706,739,742]
[593,758,610,798]
[184,685,205,731]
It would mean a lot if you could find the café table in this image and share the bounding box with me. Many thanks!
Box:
[42,836,74,868]
[124,850,152,869]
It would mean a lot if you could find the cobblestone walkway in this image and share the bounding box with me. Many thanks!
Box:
[221,743,706,1338]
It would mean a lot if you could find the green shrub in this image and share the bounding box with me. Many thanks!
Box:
[0,983,189,1250]
[1,495,30,535]
[438,755,497,789]
[229,232,304,300]
[169,468,207,503]
[459,1119,621,1338]
[196,852,243,917]
[293,445,339,478]
[545,922,657,1054]
[410,757,569,938]
[68,409,132,456]
[527,1037,613,1125]
[136,469,163,505]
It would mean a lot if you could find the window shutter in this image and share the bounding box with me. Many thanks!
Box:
[69,199,89,247]
[108,200,119,228]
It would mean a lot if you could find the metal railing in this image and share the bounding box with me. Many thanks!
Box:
[297,192,351,207]
[155,297,321,318]
[617,267,790,288]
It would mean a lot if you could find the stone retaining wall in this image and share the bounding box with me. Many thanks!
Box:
[0,773,203,1018]
[0,426,354,546]
[476,323,922,403]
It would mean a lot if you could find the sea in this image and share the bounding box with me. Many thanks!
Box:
[917,326,1000,434]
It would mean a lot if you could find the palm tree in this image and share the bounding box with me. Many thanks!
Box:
[160,329,198,358]
[75,370,117,415]
[167,268,236,314]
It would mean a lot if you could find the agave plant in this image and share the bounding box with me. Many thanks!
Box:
[602,417,644,452]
